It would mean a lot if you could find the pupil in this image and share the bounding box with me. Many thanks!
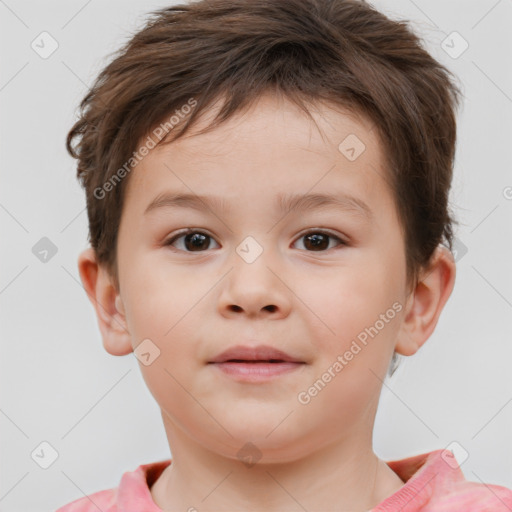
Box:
[185,233,208,251]
[306,233,328,250]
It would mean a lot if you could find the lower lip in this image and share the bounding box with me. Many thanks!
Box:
[209,362,305,382]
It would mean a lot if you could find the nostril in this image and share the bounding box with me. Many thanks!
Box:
[228,305,276,313]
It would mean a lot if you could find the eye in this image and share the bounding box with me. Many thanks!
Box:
[164,229,220,252]
[164,228,347,253]
[292,230,346,252]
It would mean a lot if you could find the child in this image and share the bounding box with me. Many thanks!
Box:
[57,0,512,510]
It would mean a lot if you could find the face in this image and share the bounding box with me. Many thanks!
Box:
[115,93,410,462]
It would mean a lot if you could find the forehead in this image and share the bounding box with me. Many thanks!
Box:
[160,93,380,161]
[124,93,392,217]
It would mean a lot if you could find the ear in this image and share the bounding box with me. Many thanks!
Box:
[77,248,133,356]
[395,245,456,356]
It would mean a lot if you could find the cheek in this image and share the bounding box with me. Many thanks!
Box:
[121,259,188,336]
[126,303,201,421]
[304,259,402,364]
[137,354,197,431]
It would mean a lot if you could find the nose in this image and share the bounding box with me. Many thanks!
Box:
[217,246,292,319]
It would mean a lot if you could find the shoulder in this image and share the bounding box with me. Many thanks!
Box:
[382,449,512,512]
[55,459,171,512]
[55,488,116,512]
[430,477,512,511]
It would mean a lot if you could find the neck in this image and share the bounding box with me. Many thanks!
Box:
[151,415,405,512]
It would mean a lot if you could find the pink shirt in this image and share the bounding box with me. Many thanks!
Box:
[56,449,512,511]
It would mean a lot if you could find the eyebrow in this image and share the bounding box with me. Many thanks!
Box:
[144,191,373,221]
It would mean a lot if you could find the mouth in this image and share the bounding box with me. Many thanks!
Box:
[221,359,294,363]
[207,345,306,382]
[207,344,305,364]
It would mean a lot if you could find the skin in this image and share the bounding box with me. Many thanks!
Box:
[78,92,456,511]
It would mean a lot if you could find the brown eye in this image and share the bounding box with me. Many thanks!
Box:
[293,231,346,252]
[165,230,219,252]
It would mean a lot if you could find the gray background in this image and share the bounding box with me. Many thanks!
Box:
[1,0,511,510]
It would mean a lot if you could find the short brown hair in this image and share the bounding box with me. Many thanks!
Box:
[66,0,462,294]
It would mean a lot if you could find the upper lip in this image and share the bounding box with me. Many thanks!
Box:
[208,344,305,364]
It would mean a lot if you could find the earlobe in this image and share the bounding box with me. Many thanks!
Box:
[77,248,133,356]
[395,245,456,357]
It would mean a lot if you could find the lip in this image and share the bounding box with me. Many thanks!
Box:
[211,361,304,382]
[208,344,304,364]
[208,344,306,383]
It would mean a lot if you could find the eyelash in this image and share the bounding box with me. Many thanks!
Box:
[163,228,348,253]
